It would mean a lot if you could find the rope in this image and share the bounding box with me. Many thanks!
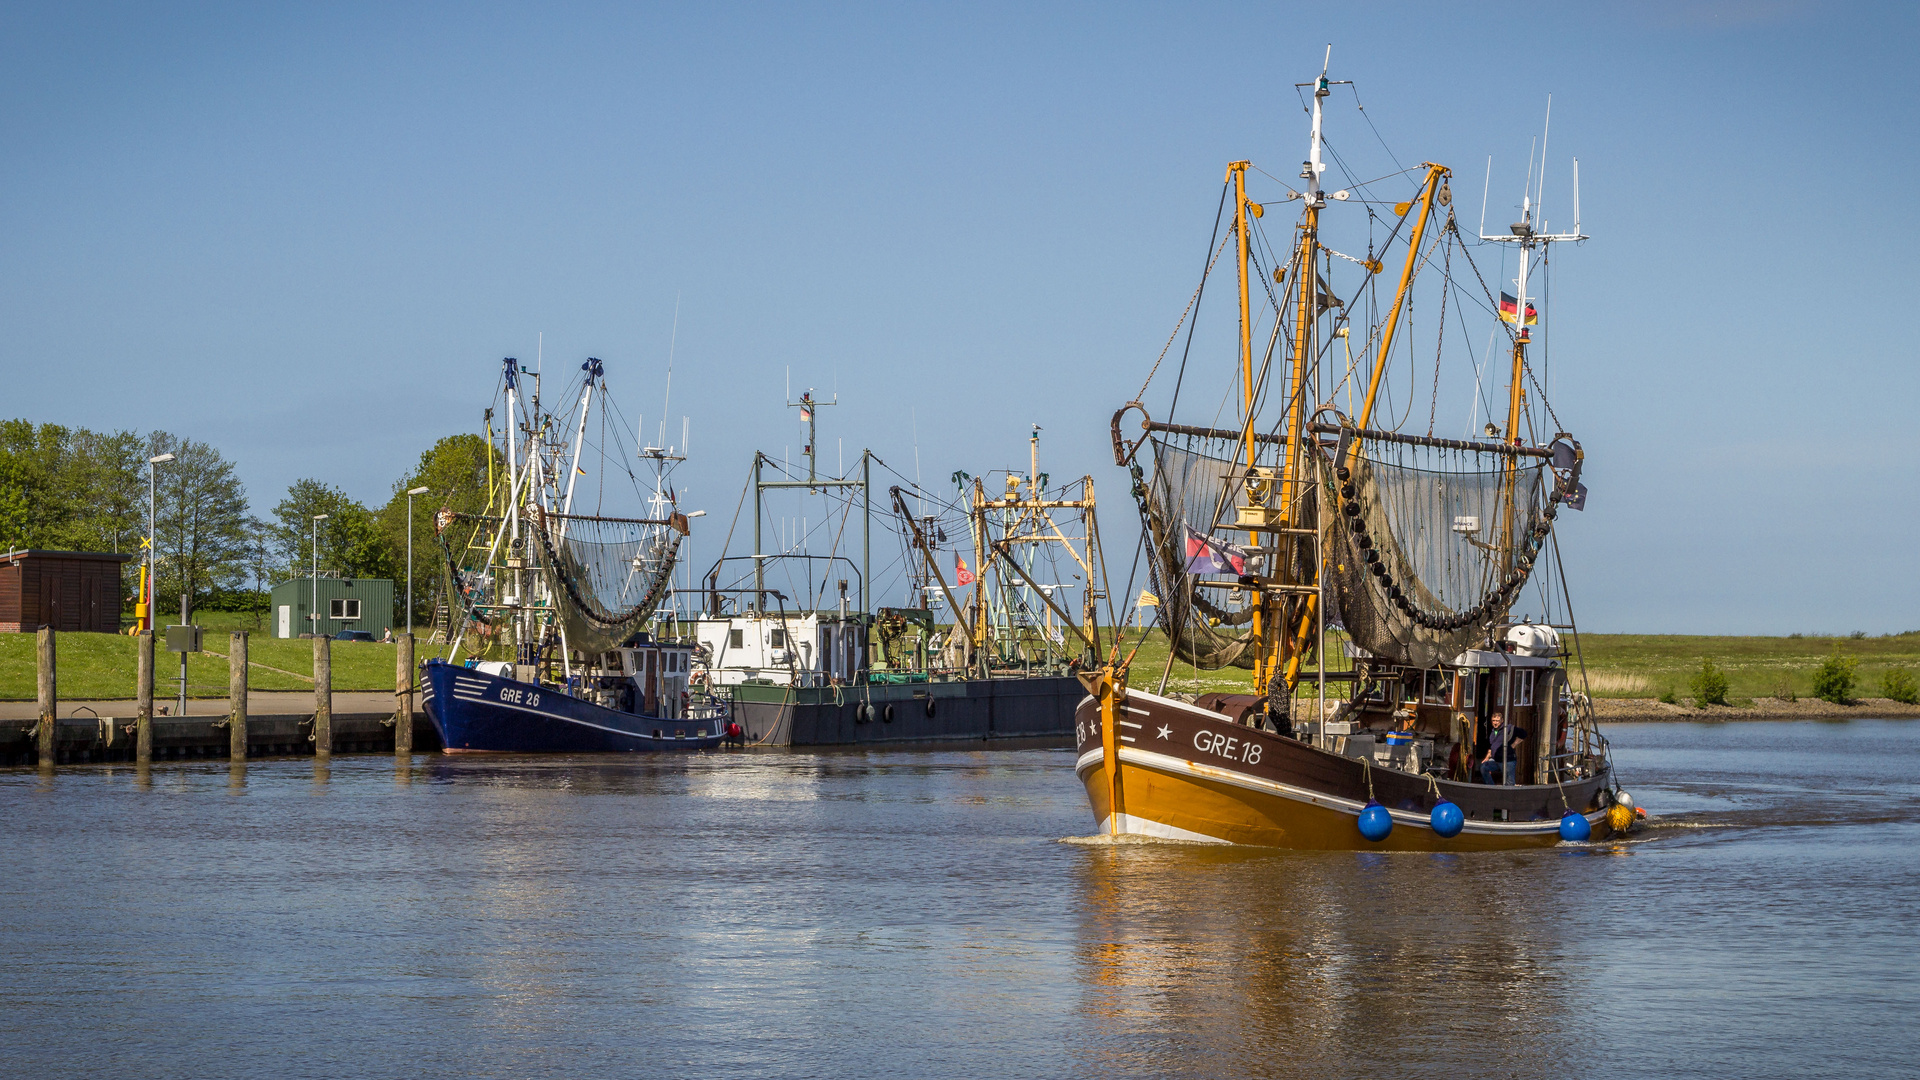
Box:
[1141,227,1235,403]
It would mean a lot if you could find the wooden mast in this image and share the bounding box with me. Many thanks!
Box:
[1226,160,1274,700]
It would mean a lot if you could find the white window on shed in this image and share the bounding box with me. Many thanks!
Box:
[330,598,361,620]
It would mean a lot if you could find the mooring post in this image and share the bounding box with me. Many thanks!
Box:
[136,630,154,764]
[36,627,56,769]
[313,634,332,759]
[229,631,248,762]
[395,634,414,757]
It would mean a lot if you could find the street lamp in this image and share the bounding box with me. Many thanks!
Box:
[144,453,175,633]
[311,514,329,636]
[405,486,429,637]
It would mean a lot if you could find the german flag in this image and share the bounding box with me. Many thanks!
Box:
[1499,292,1538,326]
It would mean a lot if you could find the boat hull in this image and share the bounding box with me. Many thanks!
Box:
[422,658,723,753]
[728,675,1079,746]
[1074,687,1614,851]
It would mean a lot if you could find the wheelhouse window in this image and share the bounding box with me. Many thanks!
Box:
[1514,669,1535,707]
[1423,669,1450,705]
[769,629,786,648]
[1456,672,1476,710]
[329,598,360,620]
[729,628,744,649]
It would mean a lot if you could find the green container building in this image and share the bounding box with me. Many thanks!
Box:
[268,576,395,639]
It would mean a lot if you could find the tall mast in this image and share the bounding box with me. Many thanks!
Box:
[560,358,601,525]
[1481,130,1585,578]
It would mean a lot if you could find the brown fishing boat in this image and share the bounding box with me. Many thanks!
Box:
[1071,56,1634,850]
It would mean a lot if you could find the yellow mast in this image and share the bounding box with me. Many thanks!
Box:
[1226,161,1274,697]
[1357,164,1449,432]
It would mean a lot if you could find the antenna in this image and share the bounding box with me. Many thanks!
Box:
[659,292,680,451]
[1480,156,1491,236]
[1537,96,1552,229]
[1523,137,1537,225]
[911,406,923,516]
[1572,158,1582,235]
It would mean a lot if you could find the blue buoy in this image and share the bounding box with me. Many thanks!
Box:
[1430,799,1464,839]
[1357,800,1394,843]
[1559,811,1592,842]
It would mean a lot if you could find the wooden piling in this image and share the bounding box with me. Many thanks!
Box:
[313,634,332,759]
[36,627,55,768]
[229,631,248,762]
[136,630,154,764]
[395,634,414,757]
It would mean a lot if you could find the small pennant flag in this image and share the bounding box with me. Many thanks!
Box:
[1499,292,1538,326]
[1138,590,1160,608]
[1184,525,1247,576]
[955,557,975,588]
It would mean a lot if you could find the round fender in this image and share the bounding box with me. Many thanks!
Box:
[882,703,895,723]
[1559,811,1592,842]
[1357,800,1393,843]
[925,697,936,718]
[1429,799,1464,839]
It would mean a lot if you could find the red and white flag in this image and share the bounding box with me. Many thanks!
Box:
[955,557,976,587]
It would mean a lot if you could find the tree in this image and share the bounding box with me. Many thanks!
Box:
[270,480,395,583]
[0,419,72,548]
[376,434,500,625]
[62,429,148,554]
[149,432,253,615]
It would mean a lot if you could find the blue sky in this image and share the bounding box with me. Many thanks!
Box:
[3,2,1915,633]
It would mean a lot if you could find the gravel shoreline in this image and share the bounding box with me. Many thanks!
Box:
[1593,697,1920,722]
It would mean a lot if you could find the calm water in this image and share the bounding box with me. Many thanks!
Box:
[1,720,1916,1079]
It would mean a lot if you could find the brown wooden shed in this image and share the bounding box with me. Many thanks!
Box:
[0,549,137,633]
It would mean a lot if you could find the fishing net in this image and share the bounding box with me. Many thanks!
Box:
[530,506,686,655]
[1317,436,1563,668]
[1133,426,1573,673]
[1135,434,1315,671]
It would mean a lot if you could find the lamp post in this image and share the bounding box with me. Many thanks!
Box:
[311,514,329,636]
[144,453,175,634]
[406,486,429,637]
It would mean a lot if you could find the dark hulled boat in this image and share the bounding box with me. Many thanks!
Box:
[1075,57,1633,849]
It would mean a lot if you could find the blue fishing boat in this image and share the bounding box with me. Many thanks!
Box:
[422,641,724,753]
[421,355,720,754]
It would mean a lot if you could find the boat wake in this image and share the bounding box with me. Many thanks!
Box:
[1057,833,1220,848]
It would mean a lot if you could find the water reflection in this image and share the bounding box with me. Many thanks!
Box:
[1071,842,1600,1076]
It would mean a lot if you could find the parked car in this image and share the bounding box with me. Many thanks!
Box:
[334,629,377,643]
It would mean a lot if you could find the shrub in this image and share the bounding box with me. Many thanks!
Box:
[1811,648,1857,704]
[1691,659,1730,706]
[1658,686,1679,705]
[1850,630,1867,640]
[1884,668,1919,706]
[1773,675,1797,703]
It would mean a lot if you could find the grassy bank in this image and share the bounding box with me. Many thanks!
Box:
[8,625,1918,705]
[0,630,449,700]
[1105,628,1920,704]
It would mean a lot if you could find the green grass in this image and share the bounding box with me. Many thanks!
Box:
[0,630,449,700]
[1099,628,1920,702]
[13,624,1920,704]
